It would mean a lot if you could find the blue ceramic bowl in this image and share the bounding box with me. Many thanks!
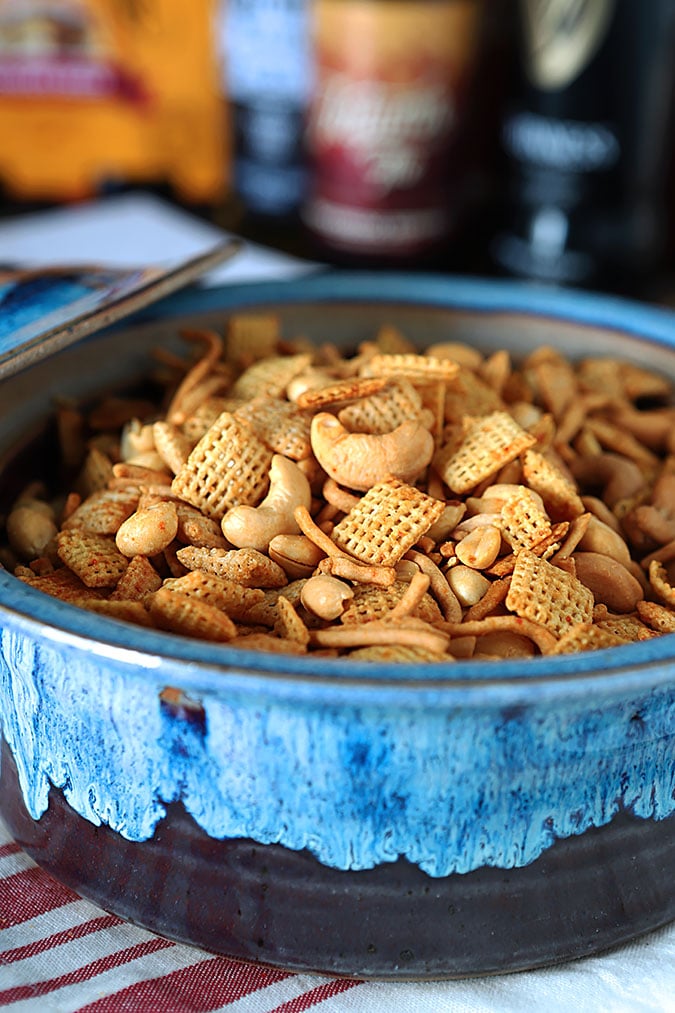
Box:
[1,273,675,978]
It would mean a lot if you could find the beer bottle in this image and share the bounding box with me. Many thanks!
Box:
[221,0,312,254]
[302,0,488,268]
[491,0,675,295]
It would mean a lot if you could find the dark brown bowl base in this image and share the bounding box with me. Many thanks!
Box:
[2,740,674,979]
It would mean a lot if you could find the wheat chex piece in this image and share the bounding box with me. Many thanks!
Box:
[549,622,629,655]
[360,352,460,385]
[77,446,115,497]
[444,369,504,423]
[62,487,140,534]
[57,529,129,588]
[171,412,273,520]
[331,480,445,568]
[176,545,287,588]
[229,632,308,655]
[174,502,229,549]
[234,397,313,460]
[521,449,585,520]
[348,644,449,662]
[500,487,553,553]
[505,550,594,637]
[636,599,675,633]
[337,379,424,434]
[109,555,162,601]
[152,420,193,475]
[597,615,656,642]
[17,566,107,602]
[274,594,310,645]
[181,397,232,443]
[374,324,416,355]
[162,569,268,620]
[340,579,442,625]
[74,598,153,627]
[439,412,536,495]
[648,560,675,607]
[230,353,313,401]
[148,586,237,641]
[225,312,280,365]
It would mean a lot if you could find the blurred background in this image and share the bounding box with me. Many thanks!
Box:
[0,0,674,301]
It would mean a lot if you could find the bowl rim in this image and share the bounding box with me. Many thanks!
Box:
[2,269,675,706]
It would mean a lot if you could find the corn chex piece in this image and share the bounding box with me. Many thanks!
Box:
[332,480,445,567]
[522,449,584,520]
[505,550,594,637]
[438,411,536,495]
[57,529,129,588]
[148,587,237,642]
[296,376,389,410]
[361,353,459,384]
[340,579,442,625]
[161,569,267,620]
[338,380,424,434]
[171,412,272,520]
[549,622,629,655]
[17,566,107,602]
[176,545,287,588]
[110,554,162,601]
[230,353,312,401]
[62,487,140,534]
[234,397,313,460]
[500,488,553,553]
[225,312,280,365]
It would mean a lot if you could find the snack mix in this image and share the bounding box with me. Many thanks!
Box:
[4,314,675,663]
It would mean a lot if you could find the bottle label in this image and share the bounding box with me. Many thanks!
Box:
[304,0,483,257]
[521,0,616,91]
[0,0,226,204]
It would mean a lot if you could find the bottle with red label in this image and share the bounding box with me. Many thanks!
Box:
[302,0,489,268]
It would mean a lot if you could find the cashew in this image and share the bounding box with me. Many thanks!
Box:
[301,574,354,620]
[310,413,434,491]
[572,552,644,613]
[222,455,311,551]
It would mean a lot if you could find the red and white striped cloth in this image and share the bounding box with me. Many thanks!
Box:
[3,818,675,1013]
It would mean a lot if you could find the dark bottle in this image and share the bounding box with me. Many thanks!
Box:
[221,0,312,251]
[301,0,488,269]
[491,0,675,295]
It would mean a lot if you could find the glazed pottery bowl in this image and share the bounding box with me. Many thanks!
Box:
[1,273,675,980]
